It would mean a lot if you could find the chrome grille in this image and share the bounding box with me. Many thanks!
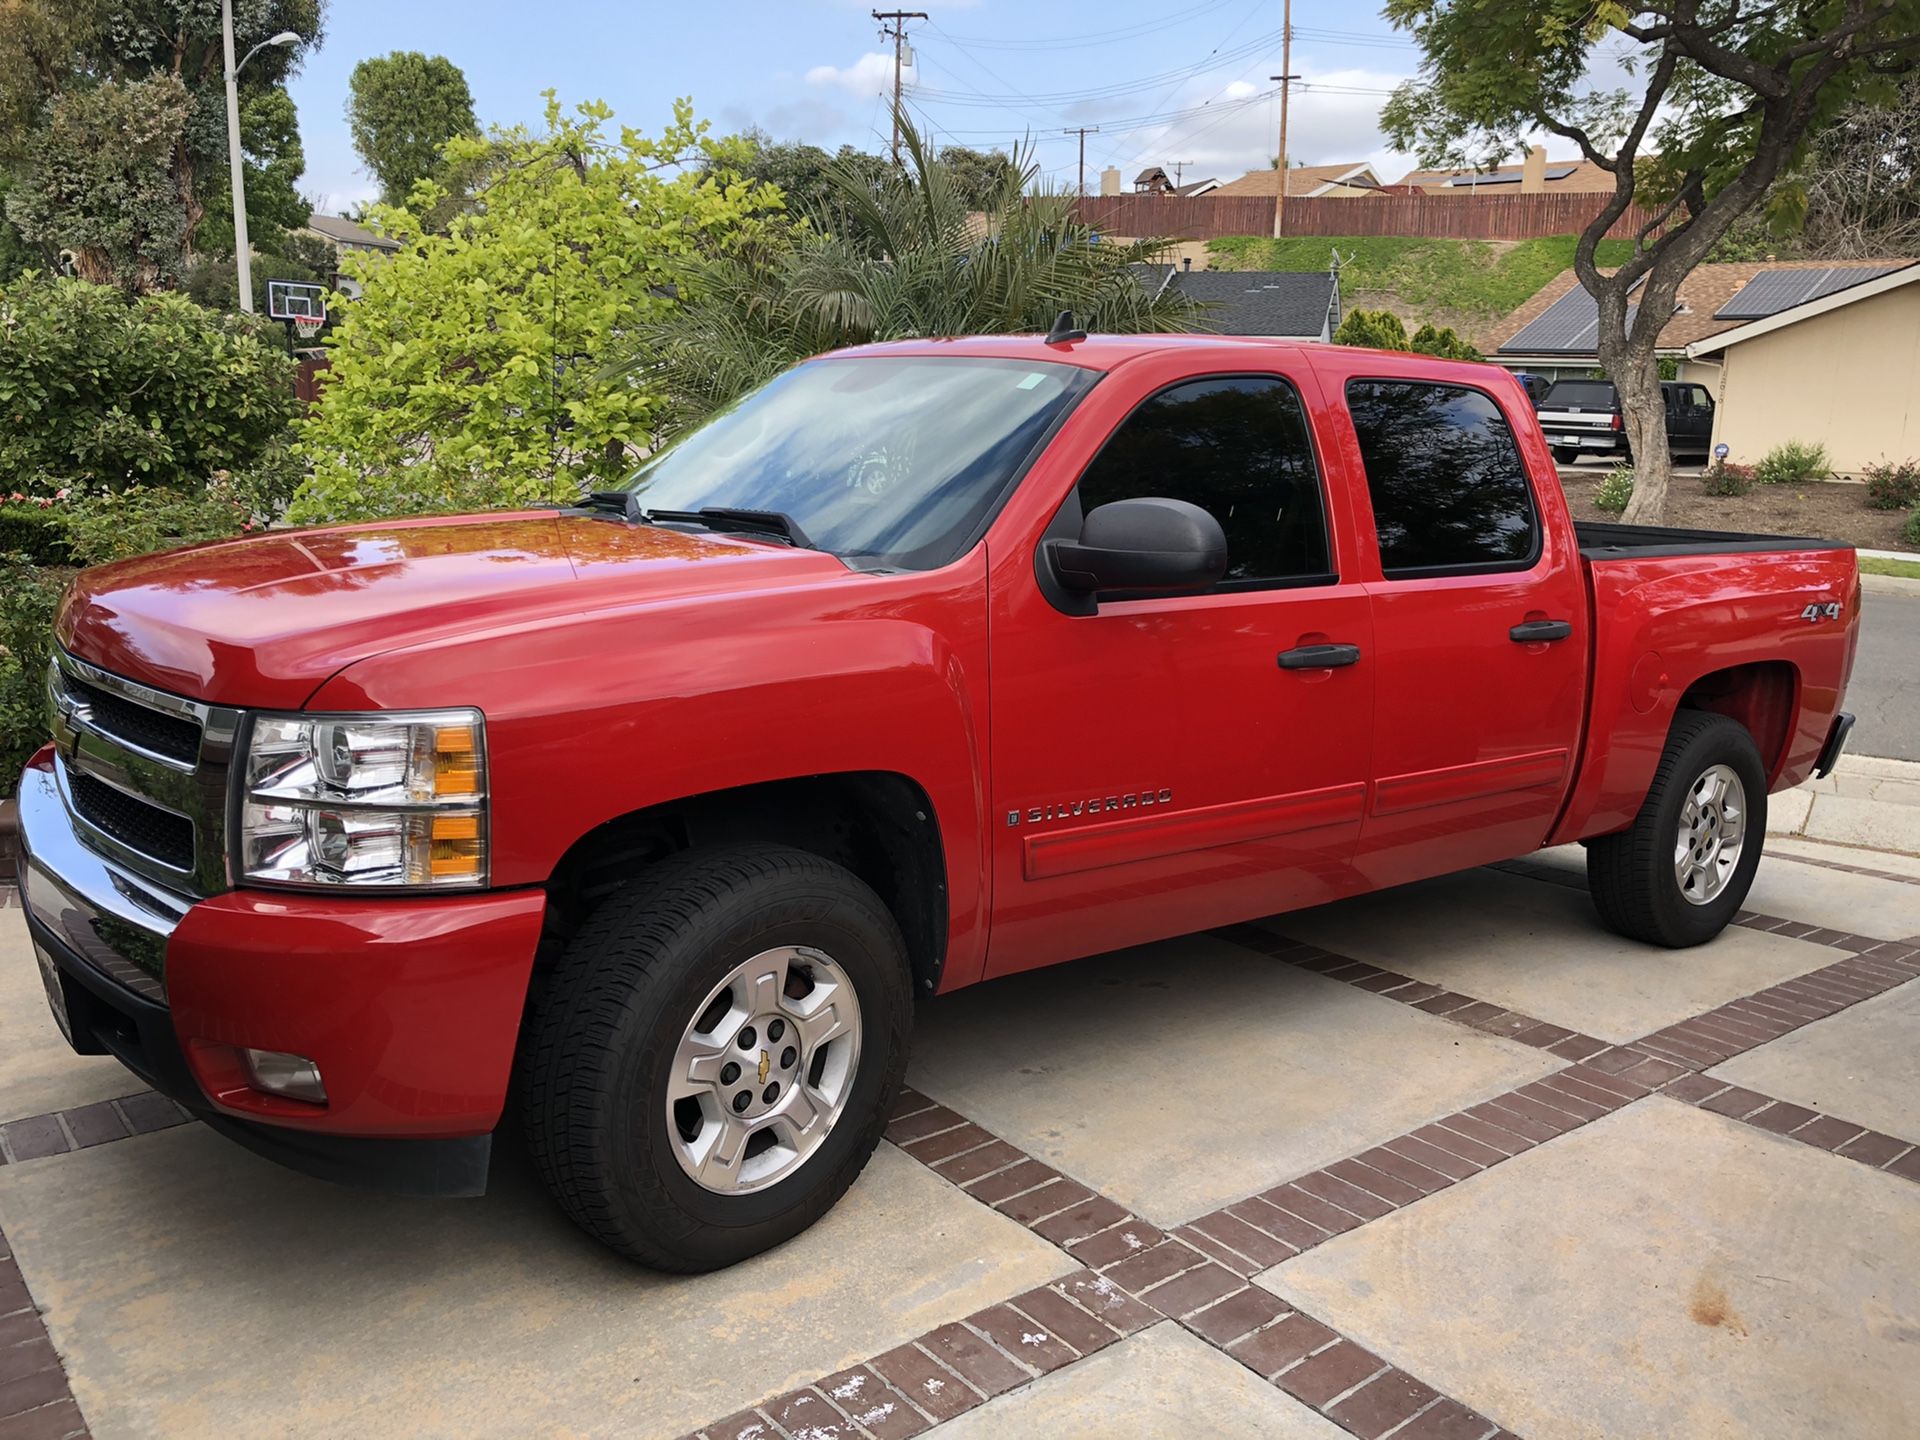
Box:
[47,650,241,898]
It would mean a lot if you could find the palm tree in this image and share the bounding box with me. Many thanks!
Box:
[634,111,1201,434]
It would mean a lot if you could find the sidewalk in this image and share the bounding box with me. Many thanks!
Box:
[1771,753,1920,865]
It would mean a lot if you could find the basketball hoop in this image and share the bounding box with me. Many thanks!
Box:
[292,315,324,344]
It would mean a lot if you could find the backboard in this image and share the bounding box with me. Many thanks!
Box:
[267,280,328,322]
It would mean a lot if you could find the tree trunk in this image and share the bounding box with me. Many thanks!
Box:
[1613,346,1672,524]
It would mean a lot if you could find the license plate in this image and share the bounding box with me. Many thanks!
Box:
[1555,434,1582,444]
[33,942,74,1046]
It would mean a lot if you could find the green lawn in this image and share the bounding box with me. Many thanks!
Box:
[1860,554,1920,579]
[1205,234,1634,327]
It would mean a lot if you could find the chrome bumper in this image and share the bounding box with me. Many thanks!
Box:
[16,762,189,1003]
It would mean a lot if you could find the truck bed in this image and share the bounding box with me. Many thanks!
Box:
[1575,520,1851,560]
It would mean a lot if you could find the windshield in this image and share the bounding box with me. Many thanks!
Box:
[1542,380,1616,408]
[618,356,1097,569]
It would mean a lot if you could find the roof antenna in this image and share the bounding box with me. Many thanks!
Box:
[1044,310,1087,346]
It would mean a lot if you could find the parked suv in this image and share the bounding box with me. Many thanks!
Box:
[1536,378,1715,465]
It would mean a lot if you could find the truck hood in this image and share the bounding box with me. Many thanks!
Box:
[56,511,852,709]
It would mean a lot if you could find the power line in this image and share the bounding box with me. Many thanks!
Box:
[938,1,1238,51]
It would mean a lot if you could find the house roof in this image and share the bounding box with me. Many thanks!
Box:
[1168,269,1340,338]
[1688,262,1920,356]
[304,212,401,251]
[1489,258,1915,357]
[1209,163,1381,198]
[1173,178,1220,197]
[1395,158,1614,193]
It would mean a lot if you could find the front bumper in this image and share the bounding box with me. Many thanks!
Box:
[16,751,547,1196]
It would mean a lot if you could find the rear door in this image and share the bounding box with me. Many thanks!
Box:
[1333,373,1589,889]
[984,362,1374,977]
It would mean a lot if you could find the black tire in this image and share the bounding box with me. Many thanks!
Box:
[1551,447,1579,466]
[518,843,913,1270]
[1587,712,1768,948]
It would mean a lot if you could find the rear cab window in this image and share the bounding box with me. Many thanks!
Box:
[1344,379,1541,578]
[1540,380,1616,409]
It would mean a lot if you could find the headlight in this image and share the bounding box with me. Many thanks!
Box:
[237,710,487,889]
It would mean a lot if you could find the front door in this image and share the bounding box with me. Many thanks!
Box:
[985,368,1374,978]
[1338,376,1589,889]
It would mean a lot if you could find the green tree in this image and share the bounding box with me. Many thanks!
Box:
[0,273,296,494]
[643,112,1198,433]
[0,0,325,281]
[346,51,478,207]
[0,172,51,283]
[1383,0,1920,522]
[289,96,780,523]
[1334,308,1411,349]
[5,74,194,291]
[935,144,1020,210]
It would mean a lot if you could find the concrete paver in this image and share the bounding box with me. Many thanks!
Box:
[909,932,1557,1227]
[1267,867,1837,1042]
[1708,982,1920,1139]
[1262,1098,1920,1440]
[0,1126,1070,1440]
[1739,851,1920,940]
[0,912,152,1124]
[935,1322,1347,1439]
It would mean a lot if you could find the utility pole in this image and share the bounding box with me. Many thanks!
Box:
[873,10,928,165]
[221,0,252,313]
[1270,0,1297,239]
[1062,126,1100,197]
[1172,160,1193,187]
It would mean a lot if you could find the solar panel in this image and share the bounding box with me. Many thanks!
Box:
[1446,165,1576,186]
[1715,265,1901,319]
[1499,285,1641,354]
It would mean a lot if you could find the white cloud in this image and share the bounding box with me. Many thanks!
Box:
[806,52,914,97]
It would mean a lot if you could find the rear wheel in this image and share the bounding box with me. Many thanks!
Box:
[518,843,912,1270]
[1551,446,1579,466]
[1587,712,1767,947]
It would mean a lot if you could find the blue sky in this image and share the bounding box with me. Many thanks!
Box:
[286,0,1430,211]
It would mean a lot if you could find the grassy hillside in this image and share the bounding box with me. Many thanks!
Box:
[1206,234,1634,337]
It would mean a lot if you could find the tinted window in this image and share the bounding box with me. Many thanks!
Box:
[1686,385,1713,409]
[1541,380,1616,408]
[1076,376,1330,584]
[1345,380,1539,575]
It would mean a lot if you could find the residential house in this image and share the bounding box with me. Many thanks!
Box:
[1487,258,1910,387]
[1396,146,1612,194]
[1136,260,1342,342]
[1209,163,1384,199]
[296,211,402,301]
[1131,167,1220,197]
[1684,262,1920,472]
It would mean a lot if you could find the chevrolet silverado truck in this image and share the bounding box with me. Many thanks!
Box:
[18,334,1858,1271]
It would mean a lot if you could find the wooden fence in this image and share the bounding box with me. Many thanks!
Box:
[1072,190,1657,243]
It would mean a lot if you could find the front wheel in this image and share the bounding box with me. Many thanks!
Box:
[1587,712,1768,947]
[518,844,913,1270]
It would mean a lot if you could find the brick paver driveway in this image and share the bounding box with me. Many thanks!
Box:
[0,844,1915,1439]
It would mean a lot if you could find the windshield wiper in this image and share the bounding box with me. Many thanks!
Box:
[638,507,816,550]
[570,493,815,550]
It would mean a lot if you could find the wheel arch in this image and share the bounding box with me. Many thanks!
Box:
[540,771,950,997]
[1677,659,1799,786]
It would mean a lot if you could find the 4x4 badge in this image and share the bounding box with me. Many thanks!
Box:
[1800,601,1843,622]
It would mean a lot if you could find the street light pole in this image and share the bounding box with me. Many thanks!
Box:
[220,4,299,314]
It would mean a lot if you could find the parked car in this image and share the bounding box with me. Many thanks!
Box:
[1510,370,1553,405]
[1536,378,1715,465]
[20,335,1858,1271]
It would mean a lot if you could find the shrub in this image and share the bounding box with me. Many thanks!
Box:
[0,555,67,791]
[1334,308,1411,350]
[57,483,253,568]
[1904,505,1920,548]
[1594,464,1635,514]
[0,494,74,565]
[1408,322,1482,361]
[1862,459,1920,511]
[1701,461,1755,497]
[1753,439,1831,485]
[0,273,296,496]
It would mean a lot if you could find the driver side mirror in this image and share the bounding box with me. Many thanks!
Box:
[1046,497,1228,600]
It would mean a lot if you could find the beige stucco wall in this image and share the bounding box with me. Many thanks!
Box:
[1706,282,1920,473]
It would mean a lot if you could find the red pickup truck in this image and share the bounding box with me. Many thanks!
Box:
[19,334,1858,1270]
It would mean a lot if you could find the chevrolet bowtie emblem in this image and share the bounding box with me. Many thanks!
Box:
[758,1050,770,1085]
